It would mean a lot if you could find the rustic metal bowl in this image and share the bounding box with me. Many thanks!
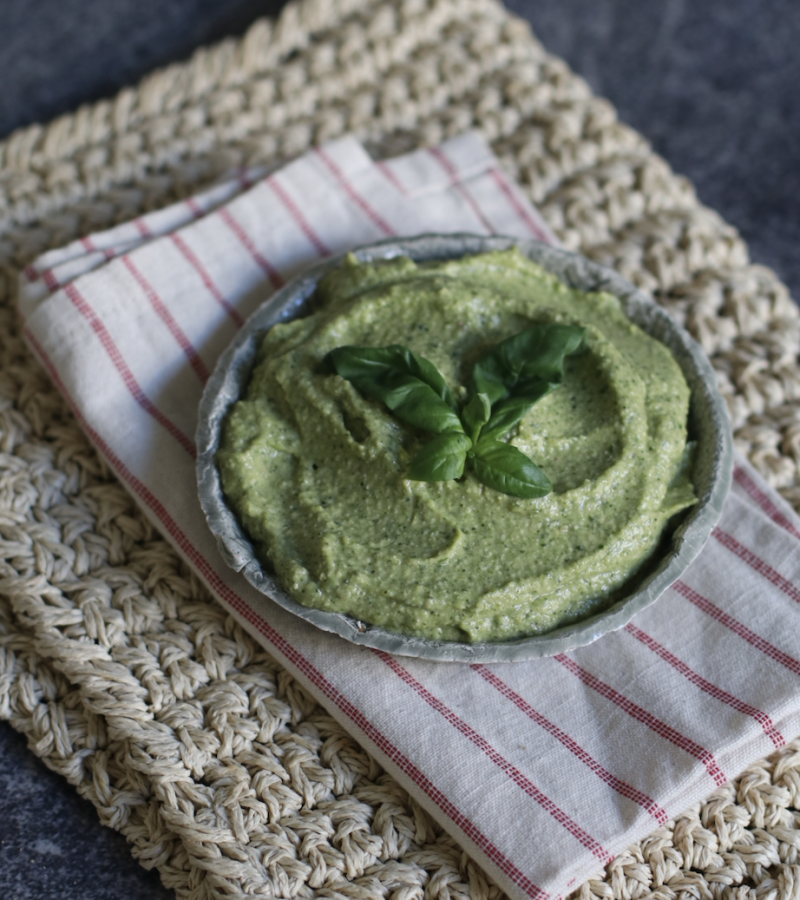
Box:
[197,234,732,662]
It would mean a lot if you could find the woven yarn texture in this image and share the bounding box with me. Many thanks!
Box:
[2,0,800,897]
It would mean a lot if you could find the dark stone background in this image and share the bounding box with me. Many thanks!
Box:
[0,1,798,896]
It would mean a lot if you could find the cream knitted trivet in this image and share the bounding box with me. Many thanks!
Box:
[1,1,799,898]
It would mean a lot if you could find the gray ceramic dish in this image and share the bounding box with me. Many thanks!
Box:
[197,234,733,662]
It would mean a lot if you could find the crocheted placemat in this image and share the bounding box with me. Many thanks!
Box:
[1,0,799,897]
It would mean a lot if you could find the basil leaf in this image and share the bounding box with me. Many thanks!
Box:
[328,345,463,434]
[325,324,584,497]
[361,373,464,434]
[461,392,491,441]
[469,353,511,405]
[519,324,586,382]
[328,345,457,409]
[480,378,554,442]
[472,439,552,498]
[471,324,586,402]
[409,432,472,482]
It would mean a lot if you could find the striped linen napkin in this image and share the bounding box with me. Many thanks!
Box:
[18,132,800,900]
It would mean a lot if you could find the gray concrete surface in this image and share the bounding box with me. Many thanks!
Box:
[510,0,800,303]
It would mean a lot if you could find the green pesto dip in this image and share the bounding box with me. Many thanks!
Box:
[217,249,696,642]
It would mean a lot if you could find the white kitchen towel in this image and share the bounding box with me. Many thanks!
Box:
[18,132,800,900]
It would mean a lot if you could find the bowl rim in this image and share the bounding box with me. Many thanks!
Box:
[196,233,733,662]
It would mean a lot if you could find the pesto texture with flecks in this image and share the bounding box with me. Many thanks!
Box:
[217,249,696,642]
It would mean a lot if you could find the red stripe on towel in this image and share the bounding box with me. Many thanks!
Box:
[472,664,669,824]
[379,652,612,864]
[376,160,410,196]
[733,465,800,541]
[62,282,197,457]
[428,146,495,233]
[122,255,210,383]
[673,580,800,677]
[80,235,115,260]
[490,168,552,243]
[555,654,727,786]
[219,208,284,290]
[267,176,332,257]
[713,527,800,603]
[170,234,244,327]
[314,147,396,237]
[43,269,60,292]
[624,623,785,748]
[135,218,152,238]
[186,197,204,219]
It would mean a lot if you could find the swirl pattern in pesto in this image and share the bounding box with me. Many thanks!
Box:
[217,249,696,642]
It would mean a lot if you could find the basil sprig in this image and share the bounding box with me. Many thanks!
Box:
[326,345,462,434]
[326,324,586,499]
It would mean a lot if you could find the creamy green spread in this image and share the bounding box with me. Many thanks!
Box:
[217,249,696,642]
